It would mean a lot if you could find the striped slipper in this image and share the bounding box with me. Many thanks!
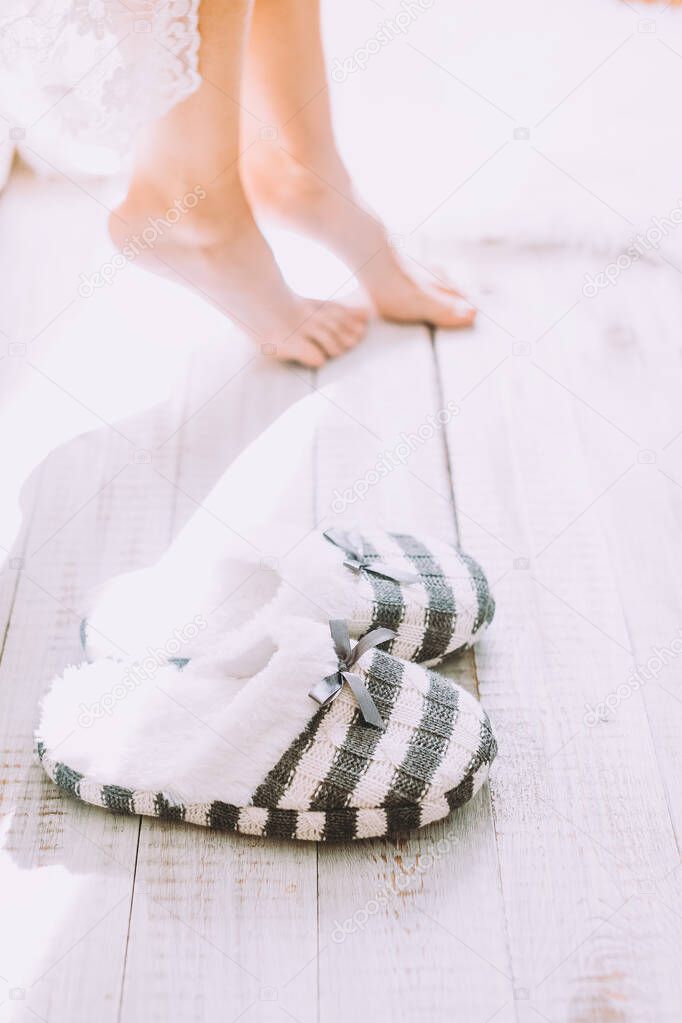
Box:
[307,528,495,665]
[37,617,497,841]
[82,526,495,668]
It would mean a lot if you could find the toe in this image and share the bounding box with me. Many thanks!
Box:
[344,314,369,346]
[326,308,368,349]
[276,337,327,368]
[334,326,364,351]
[295,338,328,367]
[426,270,476,325]
[308,320,348,358]
[423,289,476,328]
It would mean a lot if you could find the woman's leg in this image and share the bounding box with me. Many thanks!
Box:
[111,0,368,367]
[242,0,475,328]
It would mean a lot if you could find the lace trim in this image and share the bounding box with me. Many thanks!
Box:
[0,1,202,151]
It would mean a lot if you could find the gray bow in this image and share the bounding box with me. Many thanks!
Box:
[309,620,395,730]
[323,528,418,584]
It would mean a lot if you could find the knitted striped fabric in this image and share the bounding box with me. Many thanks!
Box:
[327,530,496,666]
[36,649,496,842]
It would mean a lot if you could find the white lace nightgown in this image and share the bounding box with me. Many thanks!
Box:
[0,1,202,178]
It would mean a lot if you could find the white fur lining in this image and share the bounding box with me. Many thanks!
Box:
[83,529,364,662]
[37,617,338,806]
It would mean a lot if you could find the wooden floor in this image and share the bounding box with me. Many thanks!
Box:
[2,26,682,1013]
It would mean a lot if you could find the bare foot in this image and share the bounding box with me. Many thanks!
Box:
[243,143,476,329]
[109,175,369,368]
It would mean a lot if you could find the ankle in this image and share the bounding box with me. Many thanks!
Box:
[245,141,352,203]
[114,173,255,249]
[283,144,352,191]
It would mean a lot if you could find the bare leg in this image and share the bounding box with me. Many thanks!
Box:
[242,0,475,329]
[110,0,368,367]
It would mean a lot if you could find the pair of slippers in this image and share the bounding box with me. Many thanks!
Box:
[36,528,497,841]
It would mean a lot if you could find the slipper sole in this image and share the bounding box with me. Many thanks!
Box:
[35,739,492,842]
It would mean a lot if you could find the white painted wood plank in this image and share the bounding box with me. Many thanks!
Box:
[0,435,164,1023]
[539,256,682,931]
[435,245,682,1022]
[0,170,199,1023]
[0,173,133,1023]
[313,321,513,1023]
